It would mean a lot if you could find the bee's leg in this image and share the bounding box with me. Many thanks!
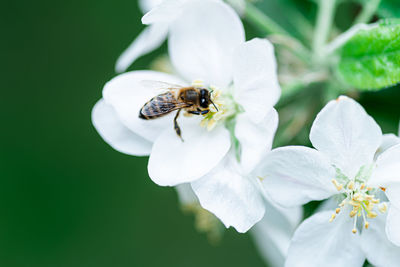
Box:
[174,109,184,142]
[188,110,209,115]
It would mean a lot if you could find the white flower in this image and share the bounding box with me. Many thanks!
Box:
[92,0,281,232]
[376,121,400,158]
[176,182,303,267]
[251,195,303,267]
[258,96,400,266]
[115,0,167,73]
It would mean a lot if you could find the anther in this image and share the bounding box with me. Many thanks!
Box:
[352,228,357,234]
[367,212,377,218]
[347,181,355,190]
[335,208,341,214]
[332,179,343,191]
[350,210,358,217]
[378,203,388,213]
[365,222,369,229]
[329,213,336,222]
[360,183,366,190]
[352,193,362,201]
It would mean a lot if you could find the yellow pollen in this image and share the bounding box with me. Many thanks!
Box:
[350,209,358,217]
[257,176,265,182]
[378,203,388,213]
[330,173,382,234]
[365,195,375,201]
[332,179,343,191]
[371,199,380,204]
[352,193,362,201]
[191,79,204,87]
[347,181,355,190]
[349,200,360,207]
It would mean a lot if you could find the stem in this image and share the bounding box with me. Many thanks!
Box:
[244,3,311,63]
[244,2,290,36]
[312,0,336,59]
[353,0,381,25]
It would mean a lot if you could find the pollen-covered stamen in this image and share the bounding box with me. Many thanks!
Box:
[198,84,236,131]
[329,178,383,233]
[332,179,343,191]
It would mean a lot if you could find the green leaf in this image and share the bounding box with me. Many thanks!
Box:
[377,0,400,18]
[337,23,400,90]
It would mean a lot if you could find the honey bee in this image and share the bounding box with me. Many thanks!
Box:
[139,81,218,140]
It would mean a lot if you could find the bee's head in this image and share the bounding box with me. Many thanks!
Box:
[199,88,211,108]
[200,88,218,111]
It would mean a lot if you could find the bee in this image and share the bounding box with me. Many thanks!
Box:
[139,81,218,141]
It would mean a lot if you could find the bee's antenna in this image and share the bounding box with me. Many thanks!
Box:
[210,99,218,112]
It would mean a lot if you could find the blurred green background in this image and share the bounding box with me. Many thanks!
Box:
[0,0,266,266]
[1,0,399,266]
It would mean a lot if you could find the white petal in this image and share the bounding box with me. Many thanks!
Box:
[233,38,281,123]
[375,134,400,159]
[175,183,198,205]
[91,99,152,156]
[235,108,278,174]
[115,24,168,73]
[191,153,265,233]
[139,0,164,13]
[286,210,365,267]
[386,205,400,246]
[103,70,186,142]
[310,96,382,179]
[251,197,303,267]
[148,122,231,186]
[361,208,400,267]
[259,146,337,207]
[385,184,400,211]
[168,0,244,87]
[369,144,400,188]
[251,209,296,267]
[142,0,185,25]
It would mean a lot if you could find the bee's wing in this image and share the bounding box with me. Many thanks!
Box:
[140,92,190,118]
[140,80,183,93]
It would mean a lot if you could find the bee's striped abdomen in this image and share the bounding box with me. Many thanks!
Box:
[139,92,179,120]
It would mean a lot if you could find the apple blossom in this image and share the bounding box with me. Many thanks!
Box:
[93,0,281,232]
[258,96,400,266]
[115,0,167,73]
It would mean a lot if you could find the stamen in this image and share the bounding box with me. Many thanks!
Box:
[347,180,355,190]
[329,213,336,222]
[352,215,358,234]
[361,209,368,229]
[378,203,387,213]
[192,79,204,87]
[350,209,358,218]
[332,179,343,191]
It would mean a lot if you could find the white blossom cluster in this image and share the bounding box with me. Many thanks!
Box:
[91,0,400,266]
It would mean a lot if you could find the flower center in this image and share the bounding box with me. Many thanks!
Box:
[329,166,387,233]
[190,80,237,131]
